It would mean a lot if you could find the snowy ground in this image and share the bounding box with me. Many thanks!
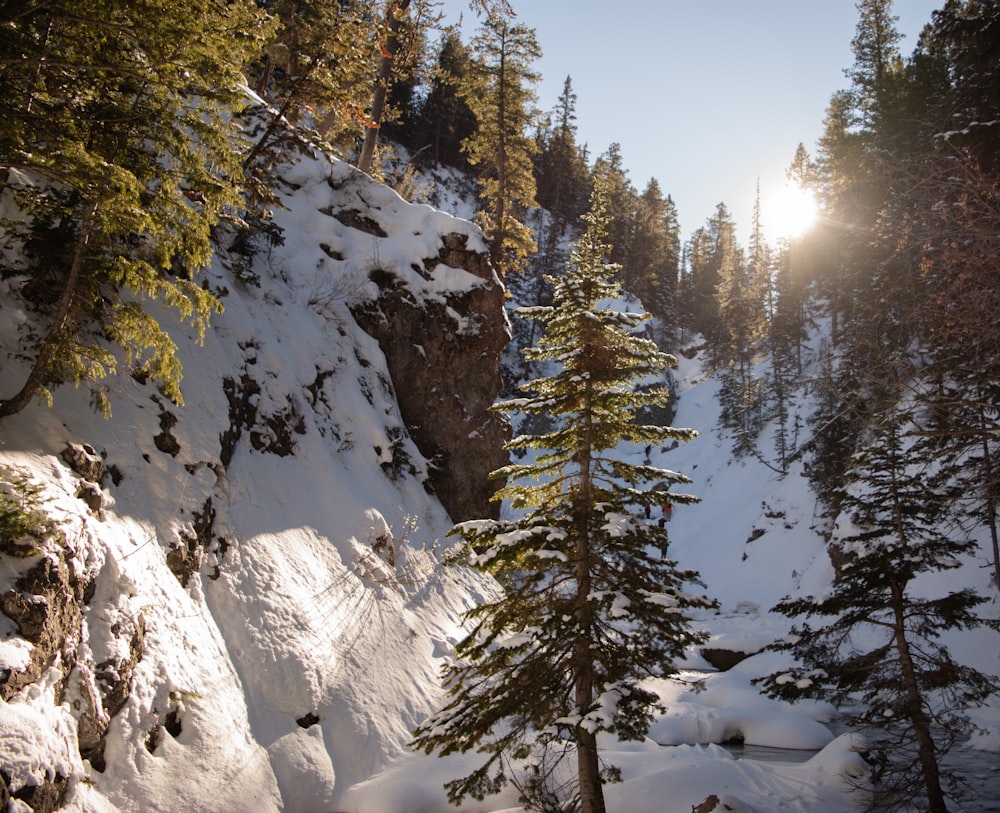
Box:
[1,138,997,812]
[339,316,1000,813]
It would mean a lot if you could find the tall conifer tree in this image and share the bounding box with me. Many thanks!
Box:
[761,402,999,813]
[0,0,273,417]
[461,13,541,277]
[412,177,714,813]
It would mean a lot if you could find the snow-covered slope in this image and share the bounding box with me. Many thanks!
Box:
[1,134,997,813]
[0,146,501,811]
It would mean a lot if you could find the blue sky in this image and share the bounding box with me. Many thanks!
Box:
[437,1,942,244]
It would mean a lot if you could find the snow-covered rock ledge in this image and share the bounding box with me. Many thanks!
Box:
[0,141,504,811]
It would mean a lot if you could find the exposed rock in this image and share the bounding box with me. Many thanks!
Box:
[827,541,850,580]
[76,613,146,771]
[351,232,510,521]
[9,772,70,813]
[220,373,261,468]
[167,497,216,586]
[153,405,181,457]
[326,207,388,238]
[144,705,182,755]
[0,552,86,700]
[76,480,107,515]
[60,442,104,483]
[700,647,755,671]
[220,372,305,461]
[250,399,306,457]
[692,794,733,813]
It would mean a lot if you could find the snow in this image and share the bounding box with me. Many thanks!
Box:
[0,143,501,810]
[646,656,836,751]
[1,136,997,813]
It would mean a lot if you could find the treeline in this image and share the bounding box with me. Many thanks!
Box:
[736,4,1000,812]
[0,0,510,417]
[755,0,1000,595]
[381,12,684,326]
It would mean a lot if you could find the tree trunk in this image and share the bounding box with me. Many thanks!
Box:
[0,201,96,418]
[356,0,411,174]
[891,583,949,813]
[977,404,1000,592]
[576,727,605,813]
[573,380,606,813]
[489,32,508,276]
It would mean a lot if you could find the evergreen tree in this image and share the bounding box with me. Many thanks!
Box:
[461,13,541,278]
[761,402,1000,813]
[685,203,741,354]
[0,0,273,417]
[526,76,588,353]
[534,76,590,229]
[244,0,374,164]
[409,29,477,169]
[716,187,767,455]
[592,143,637,285]
[412,178,714,813]
[814,90,862,347]
[356,0,438,174]
[847,0,905,136]
[357,0,414,174]
[914,153,1000,594]
[629,179,681,332]
[916,0,1000,170]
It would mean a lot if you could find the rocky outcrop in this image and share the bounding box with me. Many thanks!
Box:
[351,232,510,521]
[700,647,755,671]
[1,552,86,701]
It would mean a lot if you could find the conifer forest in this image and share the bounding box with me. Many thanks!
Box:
[1,2,998,812]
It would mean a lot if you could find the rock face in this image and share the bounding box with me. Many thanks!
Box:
[352,232,510,521]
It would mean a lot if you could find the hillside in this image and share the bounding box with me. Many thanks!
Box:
[0,141,508,811]
[1,136,998,813]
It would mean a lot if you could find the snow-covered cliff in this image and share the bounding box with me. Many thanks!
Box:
[2,135,997,813]
[0,143,504,811]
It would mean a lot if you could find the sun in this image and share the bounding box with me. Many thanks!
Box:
[764,183,819,241]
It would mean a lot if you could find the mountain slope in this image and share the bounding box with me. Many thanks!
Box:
[1,135,997,812]
[0,143,503,811]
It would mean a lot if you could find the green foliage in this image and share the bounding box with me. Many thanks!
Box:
[0,0,275,417]
[412,177,714,812]
[0,467,61,556]
[249,0,375,153]
[460,13,541,277]
[759,411,1000,813]
[404,29,477,170]
[533,76,590,229]
[628,180,682,330]
[680,203,740,346]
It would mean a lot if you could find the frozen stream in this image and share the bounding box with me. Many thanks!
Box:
[721,721,1000,811]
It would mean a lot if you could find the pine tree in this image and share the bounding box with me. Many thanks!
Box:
[681,203,741,349]
[0,0,273,417]
[847,0,905,137]
[409,29,477,169]
[716,188,767,455]
[879,3,1000,591]
[760,402,1000,813]
[412,177,715,813]
[461,13,541,278]
[244,0,374,164]
[356,0,439,174]
[534,76,590,229]
[592,143,637,285]
[915,0,1000,170]
[629,179,681,332]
